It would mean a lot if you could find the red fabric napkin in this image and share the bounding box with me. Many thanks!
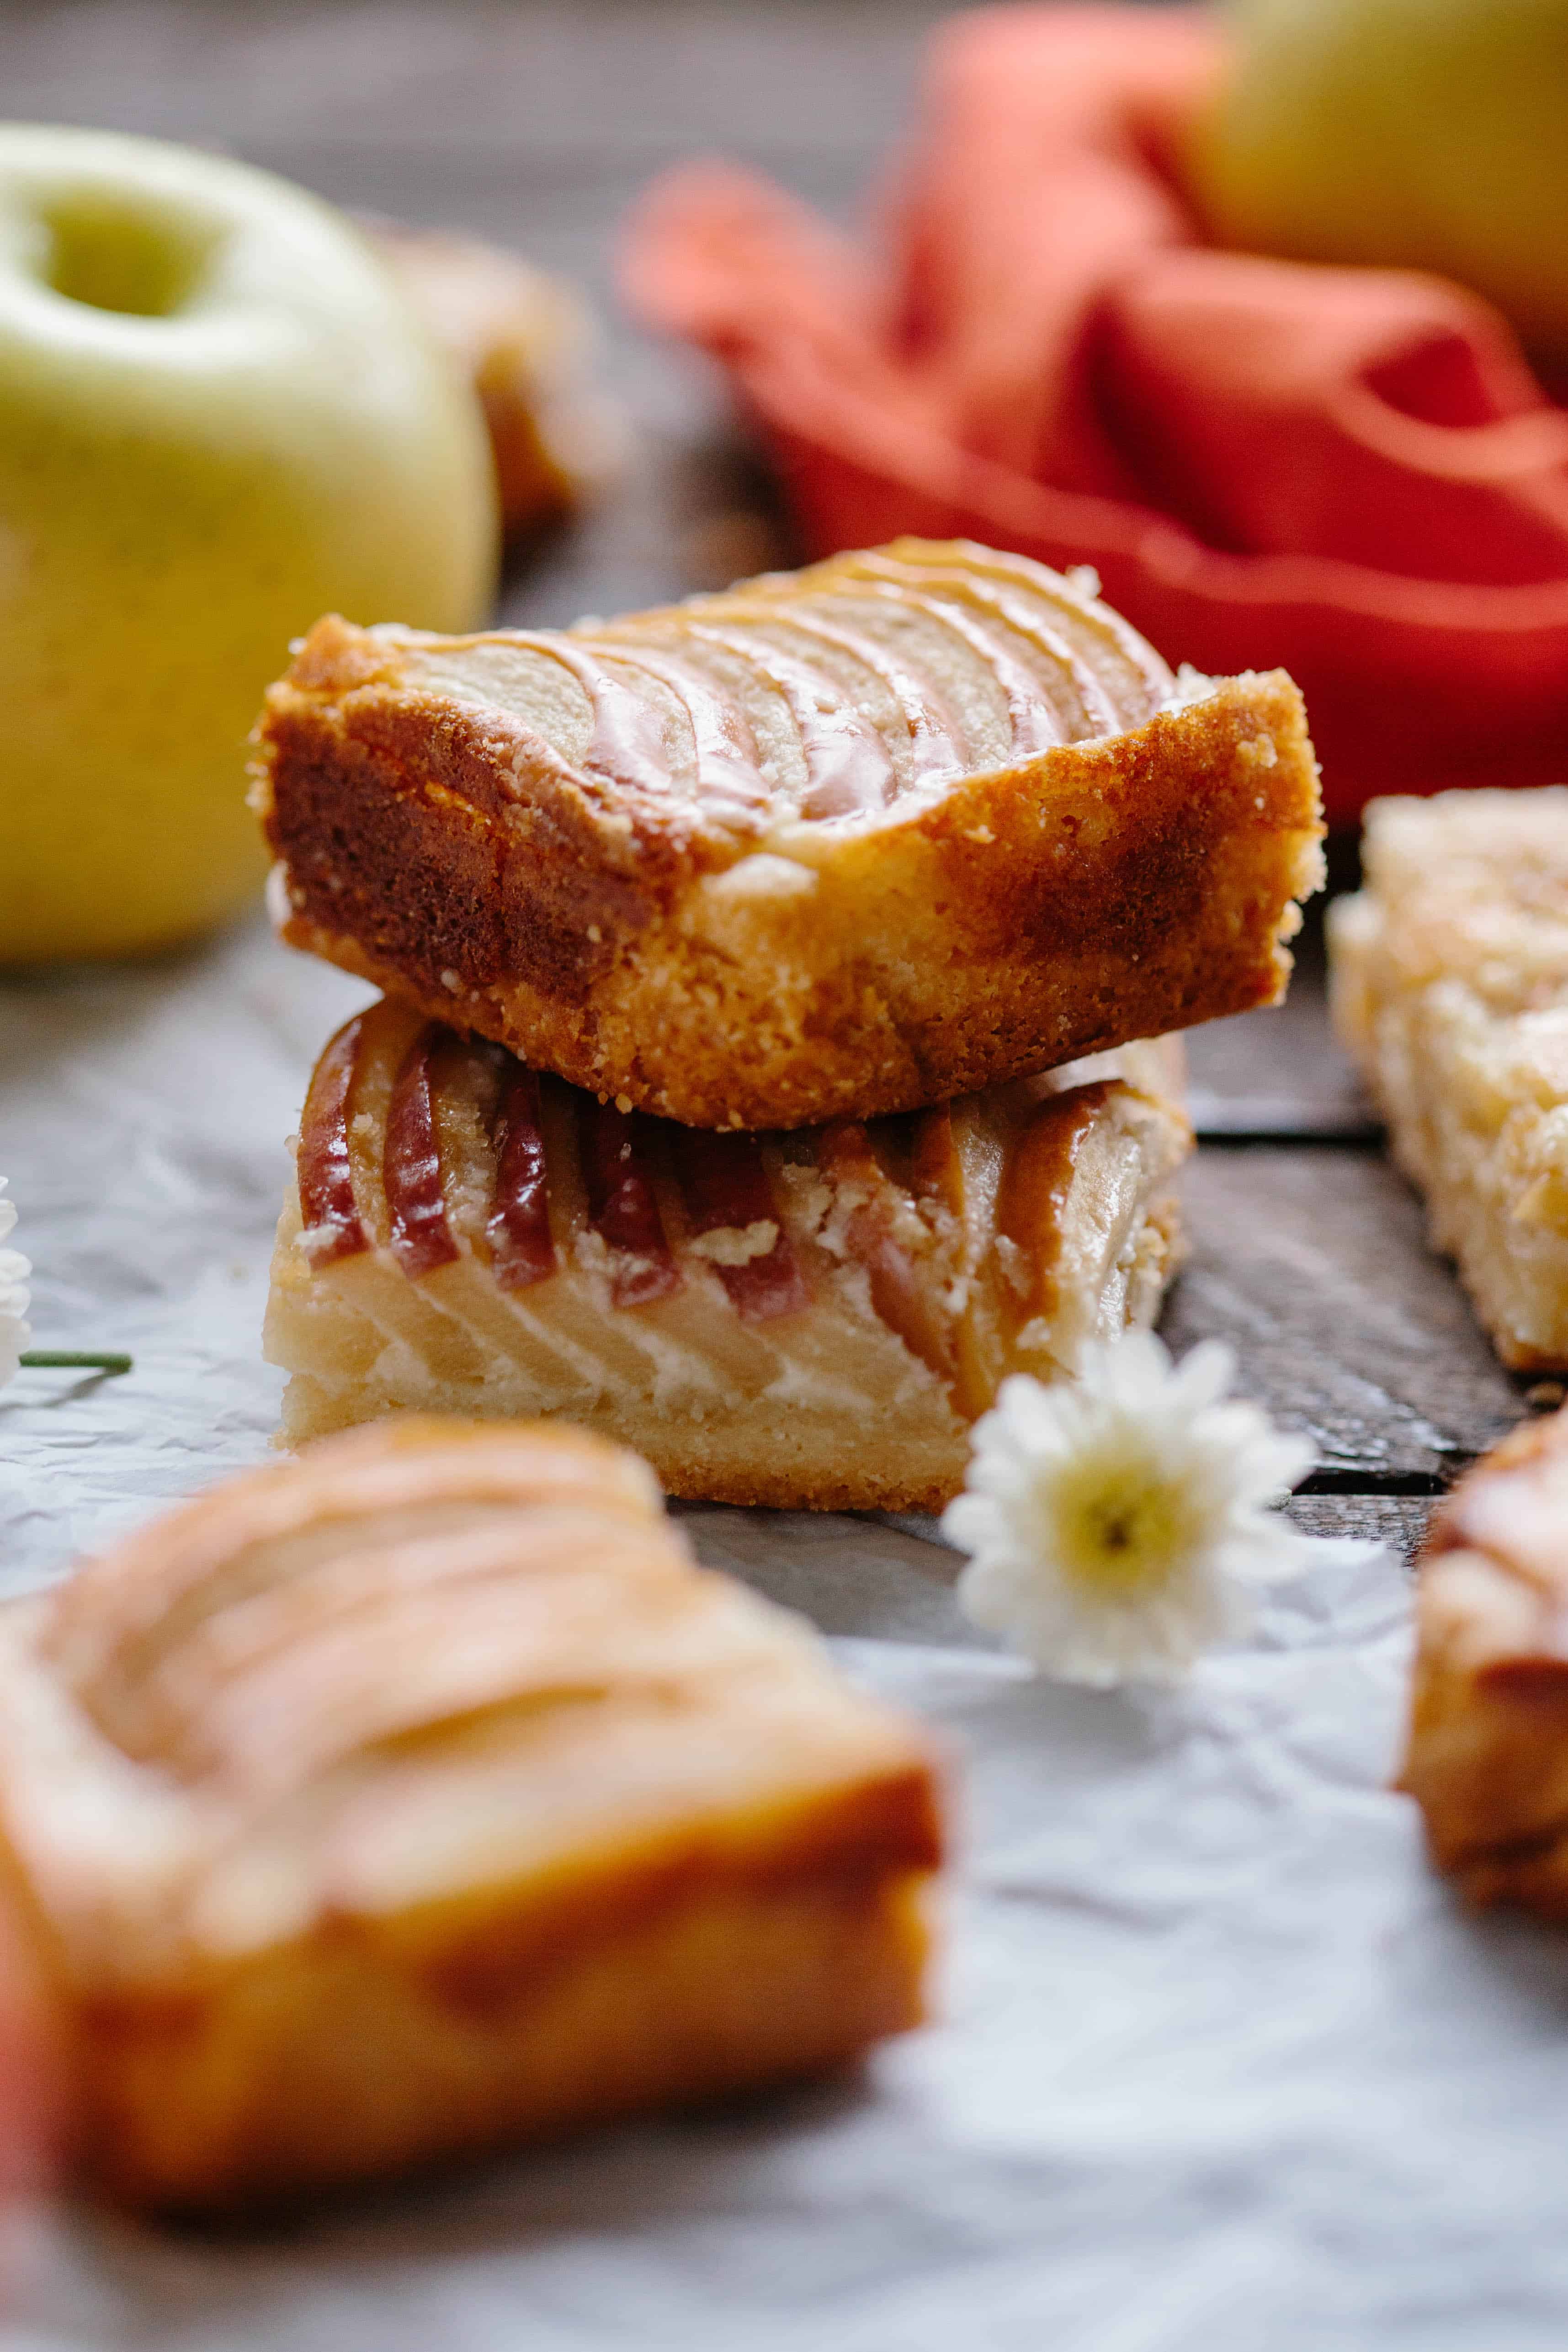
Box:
[621,5,1568,823]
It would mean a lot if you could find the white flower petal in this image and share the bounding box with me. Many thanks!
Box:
[940,1490,1001,1554]
[947,1333,1317,1688]
[0,1181,32,1388]
[1168,1335,1238,1413]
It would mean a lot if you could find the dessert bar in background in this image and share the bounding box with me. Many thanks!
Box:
[0,1421,941,2211]
[265,1000,1191,1512]
[254,539,1323,1132]
[1329,790,1568,1371]
[372,222,621,538]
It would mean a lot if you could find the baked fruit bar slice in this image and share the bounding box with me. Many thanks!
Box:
[371,223,618,537]
[264,997,1192,1511]
[253,537,1323,1130]
[1400,1407,1568,1918]
[0,1419,941,2212]
[1329,789,1568,1370]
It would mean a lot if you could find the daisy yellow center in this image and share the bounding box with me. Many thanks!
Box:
[1047,1449,1203,1596]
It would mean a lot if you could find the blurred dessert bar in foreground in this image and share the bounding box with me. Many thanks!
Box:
[1330,790,1568,1370]
[0,1420,940,2211]
[265,1000,1191,1512]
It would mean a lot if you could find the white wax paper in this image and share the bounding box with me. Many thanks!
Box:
[4,922,1565,2352]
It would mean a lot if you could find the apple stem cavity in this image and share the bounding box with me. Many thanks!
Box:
[18,1352,132,1376]
[41,192,213,320]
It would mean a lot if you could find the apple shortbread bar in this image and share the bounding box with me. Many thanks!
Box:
[254,537,1323,1131]
[1329,789,1568,1371]
[264,998,1191,1512]
[0,1419,941,2211]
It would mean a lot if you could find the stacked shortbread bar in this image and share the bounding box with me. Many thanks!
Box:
[254,539,1324,1503]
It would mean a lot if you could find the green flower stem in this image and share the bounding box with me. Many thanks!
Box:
[19,1351,132,1375]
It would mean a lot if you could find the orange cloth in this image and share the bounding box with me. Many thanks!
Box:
[621,5,1568,823]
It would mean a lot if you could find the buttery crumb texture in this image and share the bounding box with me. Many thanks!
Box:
[1401,1407,1568,1919]
[0,1420,940,2212]
[254,538,1324,1131]
[1330,789,1568,1371]
[265,998,1191,1512]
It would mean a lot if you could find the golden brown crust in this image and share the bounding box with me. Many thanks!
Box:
[273,1410,970,1520]
[0,1420,941,2210]
[254,540,1323,1130]
[1400,1408,1568,1916]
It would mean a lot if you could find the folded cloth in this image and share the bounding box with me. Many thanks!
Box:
[621,5,1568,823]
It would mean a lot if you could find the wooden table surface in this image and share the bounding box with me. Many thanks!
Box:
[2,0,1536,1558]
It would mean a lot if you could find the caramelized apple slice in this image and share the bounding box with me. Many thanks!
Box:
[995,1082,1117,1326]
[909,1103,965,1222]
[385,1027,460,1281]
[671,1128,808,1322]
[819,1122,955,1384]
[486,1060,558,1291]
[297,1012,369,1265]
[578,1098,681,1308]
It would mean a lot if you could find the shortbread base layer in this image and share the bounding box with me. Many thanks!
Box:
[280,1378,963,1513]
[79,1835,930,2213]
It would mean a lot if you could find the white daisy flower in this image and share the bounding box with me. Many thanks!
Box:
[942,1332,1316,1688]
[0,1178,33,1389]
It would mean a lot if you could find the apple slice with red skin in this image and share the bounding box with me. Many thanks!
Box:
[385,1026,461,1281]
[670,1128,808,1322]
[297,1012,370,1265]
[486,1059,558,1290]
[578,1098,681,1308]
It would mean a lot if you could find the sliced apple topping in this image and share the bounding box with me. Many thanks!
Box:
[296,1012,370,1265]
[577,1097,681,1308]
[671,1128,808,1322]
[995,1081,1117,1327]
[485,1059,558,1291]
[384,1026,461,1281]
[818,1122,957,1384]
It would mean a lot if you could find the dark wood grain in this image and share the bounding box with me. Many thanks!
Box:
[1283,1495,1434,1566]
[0,0,1532,1564]
[1164,1144,1529,1479]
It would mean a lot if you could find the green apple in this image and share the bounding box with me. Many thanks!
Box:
[0,124,499,965]
[1187,0,1568,357]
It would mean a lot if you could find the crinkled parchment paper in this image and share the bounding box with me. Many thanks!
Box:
[5,922,1568,2352]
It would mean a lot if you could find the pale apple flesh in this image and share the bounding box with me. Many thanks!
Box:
[0,126,499,965]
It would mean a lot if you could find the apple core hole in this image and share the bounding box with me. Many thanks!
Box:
[40,194,213,319]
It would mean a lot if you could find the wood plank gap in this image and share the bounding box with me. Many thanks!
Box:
[1193,1129,1385,1150]
[1295,1468,1457,1498]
